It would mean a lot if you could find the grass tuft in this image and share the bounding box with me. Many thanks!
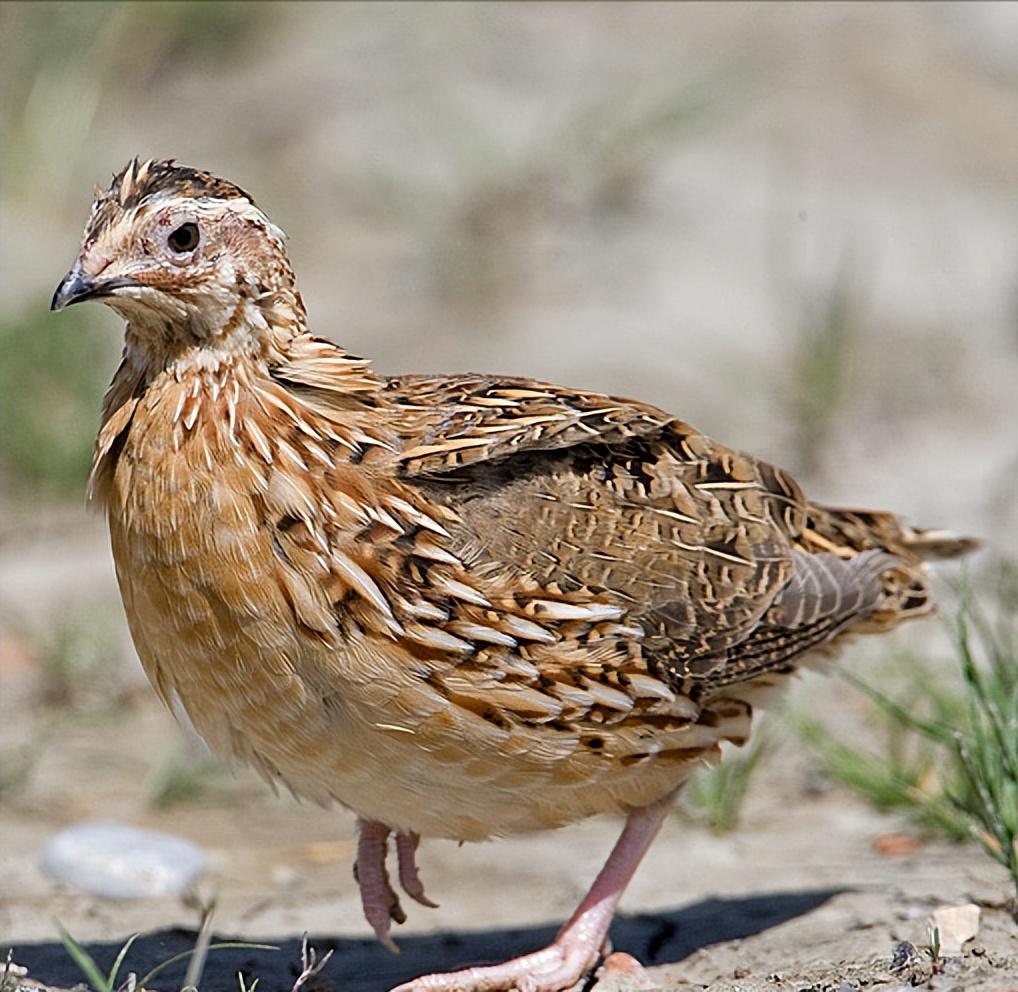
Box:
[679,723,772,834]
[35,604,123,713]
[0,307,117,497]
[782,252,863,479]
[146,740,231,810]
[0,740,37,801]
[55,918,278,992]
[800,566,1018,908]
[55,925,137,992]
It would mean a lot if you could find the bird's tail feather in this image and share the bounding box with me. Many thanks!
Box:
[795,504,980,631]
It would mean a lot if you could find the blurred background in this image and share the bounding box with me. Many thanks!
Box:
[0,0,1015,980]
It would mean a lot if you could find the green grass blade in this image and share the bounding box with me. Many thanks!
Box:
[682,728,771,833]
[56,923,112,992]
[106,932,140,989]
[802,574,1018,898]
[839,669,955,745]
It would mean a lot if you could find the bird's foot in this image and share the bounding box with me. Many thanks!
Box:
[356,820,438,952]
[355,820,404,952]
[386,794,676,992]
[387,932,604,992]
[387,942,658,992]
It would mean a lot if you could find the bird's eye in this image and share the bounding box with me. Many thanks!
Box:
[167,223,200,254]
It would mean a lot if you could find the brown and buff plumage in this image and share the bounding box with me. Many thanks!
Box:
[53,159,976,991]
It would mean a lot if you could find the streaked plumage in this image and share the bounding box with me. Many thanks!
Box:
[53,159,976,991]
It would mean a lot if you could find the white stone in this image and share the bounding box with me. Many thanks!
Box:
[40,820,206,900]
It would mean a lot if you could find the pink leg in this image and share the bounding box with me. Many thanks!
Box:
[388,794,675,992]
[356,819,405,952]
[397,832,439,908]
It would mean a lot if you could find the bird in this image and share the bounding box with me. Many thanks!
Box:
[52,158,976,992]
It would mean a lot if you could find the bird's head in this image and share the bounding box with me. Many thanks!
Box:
[52,158,304,360]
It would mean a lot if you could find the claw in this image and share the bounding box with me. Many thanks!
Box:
[388,939,599,992]
[356,820,403,952]
[396,832,439,908]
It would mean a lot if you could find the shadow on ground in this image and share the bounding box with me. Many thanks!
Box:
[10,889,840,990]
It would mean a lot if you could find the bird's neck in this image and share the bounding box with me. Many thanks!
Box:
[119,282,314,382]
[91,297,390,509]
[103,285,387,455]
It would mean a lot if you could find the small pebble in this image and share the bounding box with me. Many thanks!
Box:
[872,832,921,856]
[889,939,921,973]
[1,959,27,980]
[589,953,657,991]
[930,903,981,956]
[41,820,206,899]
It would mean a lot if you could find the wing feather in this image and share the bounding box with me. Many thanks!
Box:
[269,358,911,701]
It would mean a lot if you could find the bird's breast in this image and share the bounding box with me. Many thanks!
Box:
[102,377,331,767]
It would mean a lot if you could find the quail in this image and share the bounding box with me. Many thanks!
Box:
[52,159,976,992]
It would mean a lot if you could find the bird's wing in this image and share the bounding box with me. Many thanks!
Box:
[265,349,904,684]
[261,358,906,758]
[382,372,856,681]
[386,373,673,476]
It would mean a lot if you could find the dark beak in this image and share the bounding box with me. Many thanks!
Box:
[51,268,142,311]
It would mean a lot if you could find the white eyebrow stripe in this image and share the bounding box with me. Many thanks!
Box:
[128,193,288,248]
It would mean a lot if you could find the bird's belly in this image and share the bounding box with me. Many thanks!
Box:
[274,623,748,839]
[111,525,711,840]
[226,641,716,842]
